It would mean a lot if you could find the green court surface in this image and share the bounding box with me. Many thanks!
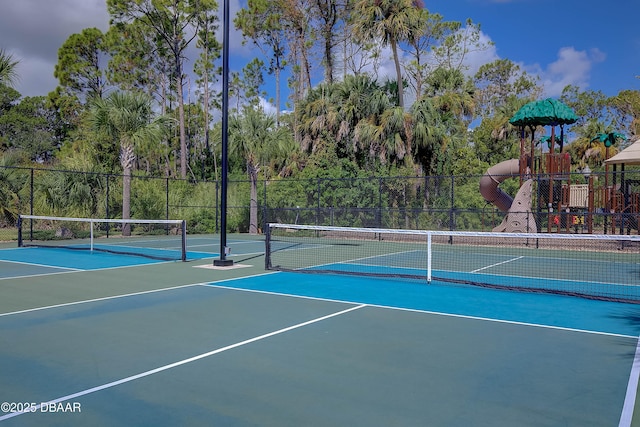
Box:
[1,234,640,426]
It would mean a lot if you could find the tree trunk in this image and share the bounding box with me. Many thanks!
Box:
[122,167,132,236]
[178,73,187,178]
[249,163,259,234]
[324,33,333,84]
[120,142,135,236]
[391,38,404,109]
[203,60,211,180]
[275,66,281,126]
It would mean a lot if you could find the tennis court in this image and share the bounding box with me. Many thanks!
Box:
[1,229,640,426]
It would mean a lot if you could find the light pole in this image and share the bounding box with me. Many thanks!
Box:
[214,0,233,267]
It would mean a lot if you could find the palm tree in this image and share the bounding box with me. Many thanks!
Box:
[424,67,476,125]
[351,0,421,109]
[296,81,341,154]
[229,106,291,234]
[410,97,446,174]
[297,74,415,169]
[410,68,476,177]
[0,49,19,88]
[0,153,25,226]
[89,91,171,235]
[330,74,390,164]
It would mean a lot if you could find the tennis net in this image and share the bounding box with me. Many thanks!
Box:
[18,215,187,261]
[265,223,640,303]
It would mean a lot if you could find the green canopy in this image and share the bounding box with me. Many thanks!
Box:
[509,98,579,127]
[593,132,627,147]
[538,135,564,148]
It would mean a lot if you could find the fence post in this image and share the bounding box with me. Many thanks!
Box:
[29,168,34,240]
[17,215,22,247]
[378,177,383,228]
[106,175,110,237]
[450,176,455,230]
[449,175,455,243]
[262,179,267,233]
[317,178,321,226]
[215,179,219,233]
[165,177,170,235]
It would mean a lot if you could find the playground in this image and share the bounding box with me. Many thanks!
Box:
[480,98,638,235]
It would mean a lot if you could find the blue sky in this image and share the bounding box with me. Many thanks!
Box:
[425,0,639,97]
[0,0,638,106]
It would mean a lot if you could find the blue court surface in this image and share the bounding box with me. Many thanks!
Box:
[0,245,215,272]
[0,239,639,426]
[214,271,640,337]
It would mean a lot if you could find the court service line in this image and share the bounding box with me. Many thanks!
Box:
[300,249,422,272]
[207,271,280,284]
[0,270,81,281]
[619,335,640,427]
[0,258,209,280]
[0,283,203,317]
[0,272,281,317]
[0,263,173,280]
[0,303,366,422]
[200,240,264,246]
[471,256,524,273]
[0,258,82,271]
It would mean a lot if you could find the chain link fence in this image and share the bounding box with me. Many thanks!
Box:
[2,165,640,242]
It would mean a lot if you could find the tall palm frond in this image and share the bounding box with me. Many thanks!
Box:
[0,49,19,88]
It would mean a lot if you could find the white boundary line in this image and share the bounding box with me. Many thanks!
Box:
[0,272,279,317]
[0,263,162,281]
[0,283,203,317]
[204,281,637,339]
[619,335,640,427]
[0,259,81,281]
[0,303,366,421]
[0,270,81,281]
[0,256,209,281]
[471,256,524,273]
[0,258,82,271]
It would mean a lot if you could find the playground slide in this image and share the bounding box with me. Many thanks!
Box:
[479,159,520,212]
[480,159,536,232]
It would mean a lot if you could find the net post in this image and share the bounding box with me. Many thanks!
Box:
[181,220,187,262]
[90,220,94,252]
[426,232,432,284]
[265,223,271,270]
[17,215,22,247]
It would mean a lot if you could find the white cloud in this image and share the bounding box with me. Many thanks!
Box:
[419,23,606,99]
[454,28,606,98]
[0,0,251,98]
[460,31,500,77]
[348,42,396,83]
[530,47,606,97]
[259,97,279,116]
[219,0,251,54]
